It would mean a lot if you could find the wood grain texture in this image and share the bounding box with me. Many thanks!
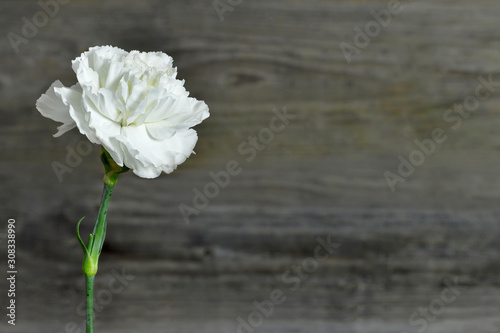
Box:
[2,0,500,332]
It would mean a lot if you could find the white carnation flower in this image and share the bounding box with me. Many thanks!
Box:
[36,45,210,178]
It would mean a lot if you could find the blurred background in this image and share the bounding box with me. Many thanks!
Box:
[1,0,500,332]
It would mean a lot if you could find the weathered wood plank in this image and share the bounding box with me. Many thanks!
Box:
[2,0,500,332]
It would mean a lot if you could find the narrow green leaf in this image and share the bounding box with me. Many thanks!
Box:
[76,217,89,256]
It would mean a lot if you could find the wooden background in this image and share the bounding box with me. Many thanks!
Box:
[2,0,500,332]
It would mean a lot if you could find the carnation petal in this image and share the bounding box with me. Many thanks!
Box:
[126,51,176,76]
[72,45,128,93]
[84,96,124,165]
[123,76,148,113]
[145,122,176,140]
[73,60,100,94]
[132,165,163,179]
[36,80,76,137]
[117,125,198,178]
[125,87,169,126]
[55,85,100,145]
[99,60,127,91]
[96,88,123,121]
[145,94,210,129]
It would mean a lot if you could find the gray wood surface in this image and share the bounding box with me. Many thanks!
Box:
[1,0,500,332]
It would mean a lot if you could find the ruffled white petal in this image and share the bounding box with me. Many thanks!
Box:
[95,88,124,121]
[54,85,100,145]
[36,80,76,137]
[144,96,209,140]
[72,45,128,94]
[86,105,123,165]
[117,125,198,178]
[125,51,176,76]
[143,91,209,127]
[158,76,189,97]
[145,122,176,140]
[125,87,169,126]
[123,75,148,114]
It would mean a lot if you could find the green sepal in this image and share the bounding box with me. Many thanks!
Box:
[101,147,129,185]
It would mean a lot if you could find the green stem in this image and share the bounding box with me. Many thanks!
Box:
[89,182,116,260]
[77,147,128,333]
[85,274,95,333]
[83,180,118,333]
